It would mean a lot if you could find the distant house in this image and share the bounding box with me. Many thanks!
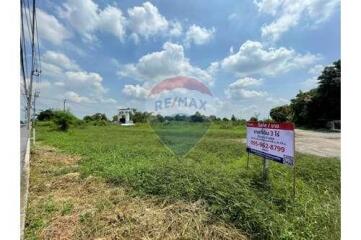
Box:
[118,108,134,126]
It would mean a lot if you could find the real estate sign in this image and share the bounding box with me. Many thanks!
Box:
[246,122,295,166]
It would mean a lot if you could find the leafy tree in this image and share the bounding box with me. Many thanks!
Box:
[131,110,150,123]
[315,59,341,121]
[190,112,205,122]
[231,114,237,121]
[52,111,78,131]
[272,60,340,128]
[83,113,108,122]
[249,117,258,122]
[37,109,55,121]
[270,105,291,122]
[289,89,318,126]
[112,115,119,122]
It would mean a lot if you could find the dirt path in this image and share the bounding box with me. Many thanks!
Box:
[295,129,340,158]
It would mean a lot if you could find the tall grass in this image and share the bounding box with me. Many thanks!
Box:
[37,123,340,239]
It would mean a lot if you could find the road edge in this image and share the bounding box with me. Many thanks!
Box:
[20,138,31,240]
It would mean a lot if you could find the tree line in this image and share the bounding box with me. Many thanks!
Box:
[270,60,340,128]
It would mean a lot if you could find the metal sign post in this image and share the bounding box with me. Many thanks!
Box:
[247,152,250,169]
[292,134,296,199]
[262,157,269,181]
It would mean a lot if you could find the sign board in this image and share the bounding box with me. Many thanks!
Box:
[246,122,295,166]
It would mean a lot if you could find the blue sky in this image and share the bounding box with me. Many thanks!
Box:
[28,0,340,119]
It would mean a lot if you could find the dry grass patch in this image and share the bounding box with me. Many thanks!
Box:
[25,145,247,240]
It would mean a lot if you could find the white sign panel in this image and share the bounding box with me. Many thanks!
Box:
[246,122,295,166]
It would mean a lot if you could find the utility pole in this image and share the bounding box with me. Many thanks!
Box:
[33,90,40,122]
[25,0,37,130]
[63,99,67,111]
[32,91,39,145]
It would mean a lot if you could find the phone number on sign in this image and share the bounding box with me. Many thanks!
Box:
[250,140,285,152]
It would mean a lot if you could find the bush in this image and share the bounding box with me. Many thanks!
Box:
[270,105,290,122]
[52,111,78,131]
[249,117,258,122]
[37,109,55,121]
[83,113,108,122]
[92,120,108,126]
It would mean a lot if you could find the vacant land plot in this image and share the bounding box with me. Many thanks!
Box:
[27,122,340,239]
[25,145,246,239]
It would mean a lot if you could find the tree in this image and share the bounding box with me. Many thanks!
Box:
[249,117,258,122]
[231,114,237,121]
[83,113,108,122]
[190,112,205,122]
[131,110,150,123]
[273,59,340,128]
[37,109,55,121]
[112,115,119,122]
[315,60,341,121]
[52,111,78,131]
[270,105,290,122]
[289,90,317,126]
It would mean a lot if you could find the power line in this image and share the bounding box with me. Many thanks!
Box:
[21,0,41,129]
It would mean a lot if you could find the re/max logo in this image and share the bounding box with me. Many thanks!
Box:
[154,97,207,111]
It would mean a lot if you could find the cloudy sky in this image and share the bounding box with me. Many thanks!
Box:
[26,0,340,119]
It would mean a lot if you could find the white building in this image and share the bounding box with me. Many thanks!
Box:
[118,108,134,126]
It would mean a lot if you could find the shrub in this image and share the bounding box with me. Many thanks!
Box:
[52,111,78,131]
[37,109,55,121]
[270,105,290,122]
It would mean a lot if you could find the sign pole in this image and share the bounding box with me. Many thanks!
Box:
[293,164,296,199]
[292,131,296,199]
[263,157,269,181]
[247,151,250,169]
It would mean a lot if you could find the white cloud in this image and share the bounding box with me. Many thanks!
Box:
[54,82,65,87]
[308,64,324,75]
[42,50,80,71]
[64,91,93,103]
[228,13,239,21]
[255,0,339,41]
[301,76,319,90]
[97,6,127,40]
[169,21,183,37]
[226,78,267,100]
[36,8,71,45]
[226,88,268,99]
[59,0,126,41]
[122,84,149,99]
[118,42,213,85]
[127,2,169,40]
[220,40,320,77]
[40,50,116,105]
[65,71,106,94]
[34,81,51,90]
[265,96,289,104]
[229,77,263,88]
[301,64,326,90]
[184,24,215,46]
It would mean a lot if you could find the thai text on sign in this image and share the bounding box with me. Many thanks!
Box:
[246,122,295,166]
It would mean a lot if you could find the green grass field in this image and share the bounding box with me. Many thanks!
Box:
[36,122,340,239]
